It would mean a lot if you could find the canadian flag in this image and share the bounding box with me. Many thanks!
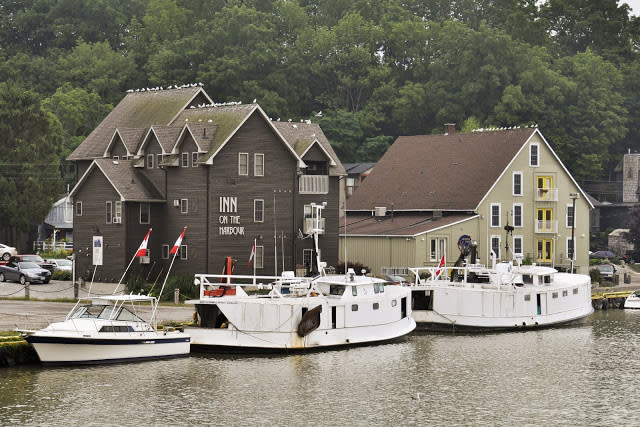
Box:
[248,239,256,268]
[435,255,446,279]
[170,227,187,255]
[135,229,152,257]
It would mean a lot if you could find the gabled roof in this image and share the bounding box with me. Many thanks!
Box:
[68,87,211,161]
[138,126,184,155]
[173,104,306,167]
[348,128,538,211]
[273,121,346,176]
[173,122,218,154]
[69,159,165,202]
[341,213,478,237]
[343,163,376,175]
[104,128,146,158]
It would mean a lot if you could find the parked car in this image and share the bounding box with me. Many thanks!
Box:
[9,255,55,273]
[0,261,51,284]
[49,259,72,272]
[384,274,411,286]
[596,264,616,281]
[589,250,617,259]
[0,243,17,261]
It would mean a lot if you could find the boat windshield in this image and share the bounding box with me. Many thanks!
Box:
[329,285,345,296]
[70,304,144,322]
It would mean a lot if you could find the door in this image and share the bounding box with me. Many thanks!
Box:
[537,208,553,232]
[537,176,553,200]
[536,239,553,263]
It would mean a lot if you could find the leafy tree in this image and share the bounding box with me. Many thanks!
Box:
[0,83,63,249]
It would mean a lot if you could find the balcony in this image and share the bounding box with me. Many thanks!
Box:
[304,217,325,235]
[299,175,329,194]
[535,220,558,233]
[535,188,558,201]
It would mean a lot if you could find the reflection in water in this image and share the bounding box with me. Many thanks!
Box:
[1,310,639,425]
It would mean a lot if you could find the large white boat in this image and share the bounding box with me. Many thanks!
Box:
[408,256,593,332]
[21,295,190,365]
[624,290,640,309]
[186,270,415,351]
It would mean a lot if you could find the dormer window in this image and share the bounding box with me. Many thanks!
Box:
[530,143,539,167]
[181,152,189,167]
[146,154,154,169]
[305,161,328,175]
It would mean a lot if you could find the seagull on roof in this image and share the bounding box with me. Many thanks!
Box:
[252,98,257,103]
[315,111,323,117]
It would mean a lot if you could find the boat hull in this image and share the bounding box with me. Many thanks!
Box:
[25,333,190,365]
[186,316,416,351]
[624,295,640,309]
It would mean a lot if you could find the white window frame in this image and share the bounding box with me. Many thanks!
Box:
[157,154,163,167]
[180,198,188,214]
[566,203,575,228]
[255,245,264,269]
[490,203,501,228]
[147,154,154,169]
[180,245,188,260]
[161,244,169,259]
[513,235,523,257]
[429,238,446,261]
[140,203,150,224]
[254,153,264,176]
[113,155,119,160]
[106,201,113,224]
[238,152,249,176]
[192,152,199,167]
[303,249,314,270]
[254,199,264,223]
[115,201,122,219]
[512,172,523,196]
[181,152,189,168]
[75,201,83,216]
[513,203,523,228]
[491,235,501,259]
[529,143,539,167]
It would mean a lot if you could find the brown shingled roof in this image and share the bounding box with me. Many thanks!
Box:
[110,128,146,156]
[273,121,346,176]
[68,87,208,160]
[70,159,165,202]
[340,213,477,236]
[348,128,536,211]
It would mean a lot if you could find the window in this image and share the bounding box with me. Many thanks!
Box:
[351,304,358,311]
[524,294,531,301]
[563,290,568,297]
[181,152,189,167]
[430,238,446,261]
[255,245,264,269]
[162,244,169,259]
[352,286,358,296]
[373,302,379,310]
[530,143,539,166]
[513,204,523,227]
[303,249,313,270]
[573,288,578,295]
[513,172,522,196]
[147,154,154,169]
[513,236,523,257]
[566,204,575,228]
[490,203,501,227]
[303,204,313,218]
[180,245,188,260]
[552,292,558,299]
[567,237,575,261]
[537,208,553,232]
[254,199,264,222]
[140,203,150,224]
[157,154,163,167]
[113,156,119,160]
[192,152,198,167]
[106,201,113,224]
[75,201,83,216]
[537,239,553,262]
[491,235,501,259]
[254,153,264,176]
[180,199,188,214]
[238,152,249,176]
[115,201,122,220]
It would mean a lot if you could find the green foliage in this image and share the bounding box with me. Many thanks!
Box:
[39,249,72,259]
[589,268,602,284]
[52,270,71,281]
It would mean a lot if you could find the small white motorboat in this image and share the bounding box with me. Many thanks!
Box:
[21,295,190,365]
[624,290,640,309]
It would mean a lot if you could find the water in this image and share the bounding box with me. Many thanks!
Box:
[2,310,639,426]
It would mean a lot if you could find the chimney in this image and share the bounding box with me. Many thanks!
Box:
[444,123,456,135]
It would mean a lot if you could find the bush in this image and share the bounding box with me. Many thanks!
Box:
[589,269,602,284]
[124,274,198,302]
[52,270,71,281]
[39,249,72,259]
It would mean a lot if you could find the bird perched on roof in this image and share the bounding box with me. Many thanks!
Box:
[252,98,257,103]
[315,111,323,117]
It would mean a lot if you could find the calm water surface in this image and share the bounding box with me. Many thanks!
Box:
[2,310,639,426]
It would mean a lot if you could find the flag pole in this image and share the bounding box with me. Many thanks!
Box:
[114,228,152,295]
[151,227,186,327]
[253,238,257,285]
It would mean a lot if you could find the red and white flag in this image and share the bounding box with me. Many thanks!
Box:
[435,255,445,279]
[170,227,187,255]
[248,239,256,268]
[135,229,152,257]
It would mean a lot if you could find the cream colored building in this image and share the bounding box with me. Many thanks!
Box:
[342,126,592,276]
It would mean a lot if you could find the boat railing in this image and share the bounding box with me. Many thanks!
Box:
[408,264,517,287]
[194,273,319,299]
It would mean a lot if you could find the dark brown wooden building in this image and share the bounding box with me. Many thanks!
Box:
[68,86,345,281]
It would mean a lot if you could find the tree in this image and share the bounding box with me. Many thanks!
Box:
[0,83,63,249]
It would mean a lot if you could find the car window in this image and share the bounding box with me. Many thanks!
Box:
[18,262,40,269]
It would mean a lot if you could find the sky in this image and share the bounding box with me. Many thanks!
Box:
[621,0,640,15]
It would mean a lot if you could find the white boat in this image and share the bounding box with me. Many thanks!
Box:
[185,270,415,351]
[408,257,593,332]
[624,290,640,309]
[21,295,190,365]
